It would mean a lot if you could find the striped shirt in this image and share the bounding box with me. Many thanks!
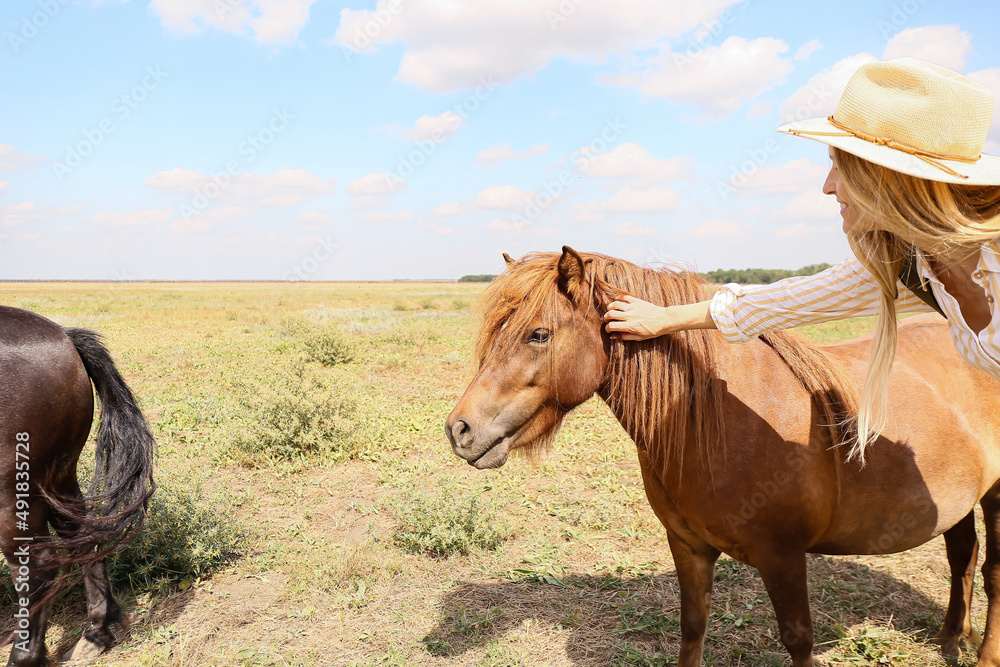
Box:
[709,243,1000,380]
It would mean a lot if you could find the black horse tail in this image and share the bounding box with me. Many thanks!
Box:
[45,328,156,567]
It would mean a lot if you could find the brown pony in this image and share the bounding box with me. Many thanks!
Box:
[445,247,1000,667]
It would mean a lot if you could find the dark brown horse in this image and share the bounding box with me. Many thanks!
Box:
[0,306,155,667]
[446,247,1000,667]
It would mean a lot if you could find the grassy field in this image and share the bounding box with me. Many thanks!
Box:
[0,281,985,666]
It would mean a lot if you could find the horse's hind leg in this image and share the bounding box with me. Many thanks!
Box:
[49,481,124,663]
[934,510,981,659]
[1,500,59,667]
[666,530,720,667]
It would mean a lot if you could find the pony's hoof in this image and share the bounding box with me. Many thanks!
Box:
[61,637,106,664]
[933,630,981,664]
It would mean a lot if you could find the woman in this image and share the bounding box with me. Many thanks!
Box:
[603,57,1000,461]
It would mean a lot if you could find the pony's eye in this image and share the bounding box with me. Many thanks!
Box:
[529,329,551,344]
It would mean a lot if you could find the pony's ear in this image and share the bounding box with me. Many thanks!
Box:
[502,252,515,266]
[557,246,587,302]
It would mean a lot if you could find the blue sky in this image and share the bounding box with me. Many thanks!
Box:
[2,0,999,280]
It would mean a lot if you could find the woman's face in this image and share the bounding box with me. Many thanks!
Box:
[823,149,867,234]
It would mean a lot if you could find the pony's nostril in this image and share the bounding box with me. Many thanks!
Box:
[451,419,471,448]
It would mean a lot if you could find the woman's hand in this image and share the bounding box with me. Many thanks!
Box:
[603,295,670,341]
[603,296,718,341]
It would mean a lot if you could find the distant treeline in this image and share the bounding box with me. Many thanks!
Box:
[702,263,832,285]
[459,264,832,285]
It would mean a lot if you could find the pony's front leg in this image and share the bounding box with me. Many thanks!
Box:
[756,551,815,667]
[666,530,720,667]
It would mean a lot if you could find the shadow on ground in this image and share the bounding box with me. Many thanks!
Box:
[423,554,954,666]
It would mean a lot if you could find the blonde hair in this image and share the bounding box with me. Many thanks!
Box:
[832,147,1000,461]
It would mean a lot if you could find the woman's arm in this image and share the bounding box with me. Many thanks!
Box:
[603,297,714,341]
[603,255,938,342]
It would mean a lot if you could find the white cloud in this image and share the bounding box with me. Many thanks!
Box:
[53,203,86,215]
[578,142,692,184]
[0,145,43,172]
[168,217,208,232]
[434,185,537,217]
[145,167,336,208]
[89,208,174,227]
[475,185,534,209]
[783,189,838,220]
[348,172,406,195]
[388,112,464,143]
[615,222,655,236]
[577,186,681,222]
[0,201,37,228]
[763,189,840,227]
[774,222,820,238]
[692,218,748,238]
[476,143,549,169]
[794,39,821,61]
[737,158,829,197]
[601,37,793,118]
[334,0,742,93]
[883,25,972,71]
[431,202,466,217]
[602,186,681,212]
[778,52,878,124]
[487,217,530,233]
[359,211,415,223]
[149,0,316,46]
[968,68,1000,147]
[297,210,338,226]
[0,181,8,195]
[746,102,772,119]
[143,167,205,192]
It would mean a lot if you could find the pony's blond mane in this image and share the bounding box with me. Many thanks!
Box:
[476,251,859,476]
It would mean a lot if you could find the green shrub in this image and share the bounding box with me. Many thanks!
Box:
[393,480,511,557]
[221,363,378,467]
[302,325,357,366]
[108,467,247,591]
[281,316,357,366]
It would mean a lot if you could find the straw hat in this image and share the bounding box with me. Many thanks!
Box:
[778,57,1000,185]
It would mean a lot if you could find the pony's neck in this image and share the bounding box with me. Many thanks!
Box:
[590,263,726,477]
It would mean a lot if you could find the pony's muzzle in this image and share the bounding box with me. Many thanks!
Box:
[445,416,509,468]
